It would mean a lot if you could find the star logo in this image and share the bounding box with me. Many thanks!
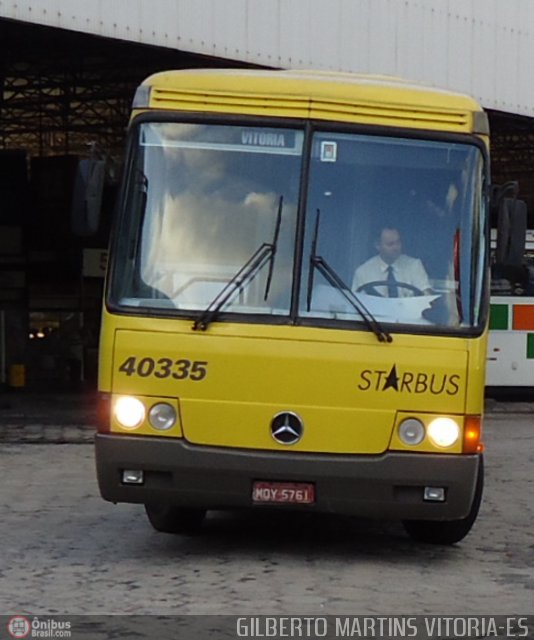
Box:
[382,365,399,391]
[270,412,303,445]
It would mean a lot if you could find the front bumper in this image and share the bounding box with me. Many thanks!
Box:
[95,434,481,520]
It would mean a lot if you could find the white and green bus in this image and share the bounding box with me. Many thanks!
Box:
[488,222,534,389]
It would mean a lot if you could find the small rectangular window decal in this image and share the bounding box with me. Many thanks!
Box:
[320,141,337,162]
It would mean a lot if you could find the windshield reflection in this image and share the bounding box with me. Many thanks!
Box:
[300,132,486,329]
[110,122,487,333]
[111,123,302,316]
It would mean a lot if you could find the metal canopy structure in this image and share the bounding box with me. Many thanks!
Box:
[0,19,247,159]
[0,2,533,215]
[0,17,255,392]
[489,110,534,175]
[1,0,534,166]
[0,1,533,180]
[0,0,533,393]
[2,0,534,117]
[0,5,533,220]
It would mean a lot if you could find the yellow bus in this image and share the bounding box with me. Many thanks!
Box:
[95,69,510,544]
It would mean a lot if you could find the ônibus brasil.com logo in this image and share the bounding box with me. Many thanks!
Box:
[7,616,31,639]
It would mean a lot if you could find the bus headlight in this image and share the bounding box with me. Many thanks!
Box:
[114,396,145,429]
[428,417,460,448]
[398,418,425,445]
[148,403,177,430]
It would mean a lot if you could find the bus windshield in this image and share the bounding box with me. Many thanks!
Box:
[109,121,487,333]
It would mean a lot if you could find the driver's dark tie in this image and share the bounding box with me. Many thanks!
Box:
[386,265,399,297]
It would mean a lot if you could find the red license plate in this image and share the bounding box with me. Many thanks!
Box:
[252,481,315,505]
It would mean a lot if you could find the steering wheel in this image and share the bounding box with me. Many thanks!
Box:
[356,280,424,297]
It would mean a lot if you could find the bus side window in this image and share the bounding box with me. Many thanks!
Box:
[491,261,528,296]
[526,253,534,295]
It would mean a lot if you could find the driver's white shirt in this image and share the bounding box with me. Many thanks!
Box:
[352,254,431,297]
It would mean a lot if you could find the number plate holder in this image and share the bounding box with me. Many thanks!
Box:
[252,481,315,505]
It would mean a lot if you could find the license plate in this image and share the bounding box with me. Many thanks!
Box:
[252,481,315,505]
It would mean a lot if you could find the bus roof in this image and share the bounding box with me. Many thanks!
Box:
[135,68,487,135]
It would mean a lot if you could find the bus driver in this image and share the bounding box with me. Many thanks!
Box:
[352,226,432,297]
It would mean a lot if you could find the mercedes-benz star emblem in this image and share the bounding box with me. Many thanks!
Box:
[270,412,303,445]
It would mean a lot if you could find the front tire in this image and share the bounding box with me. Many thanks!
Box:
[144,504,206,534]
[402,456,484,545]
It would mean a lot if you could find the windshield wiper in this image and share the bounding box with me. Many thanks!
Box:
[128,169,149,261]
[192,196,283,331]
[263,196,283,301]
[306,210,392,343]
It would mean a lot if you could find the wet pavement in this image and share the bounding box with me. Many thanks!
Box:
[0,389,532,444]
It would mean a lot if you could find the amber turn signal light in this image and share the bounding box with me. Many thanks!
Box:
[463,415,483,453]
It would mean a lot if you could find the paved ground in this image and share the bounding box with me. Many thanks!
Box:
[0,391,97,443]
[0,413,533,616]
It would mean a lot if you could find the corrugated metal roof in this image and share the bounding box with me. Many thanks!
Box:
[2,0,534,117]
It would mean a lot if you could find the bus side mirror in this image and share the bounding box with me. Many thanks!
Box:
[71,159,106,236]
[493,179,527,268]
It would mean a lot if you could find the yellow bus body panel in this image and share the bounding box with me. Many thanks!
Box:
[99,69,488,453]
[100,311,486,455]
[135,69,484,134]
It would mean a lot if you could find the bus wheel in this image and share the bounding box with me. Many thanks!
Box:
[402,456,484,545]
[144,503,206,534]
